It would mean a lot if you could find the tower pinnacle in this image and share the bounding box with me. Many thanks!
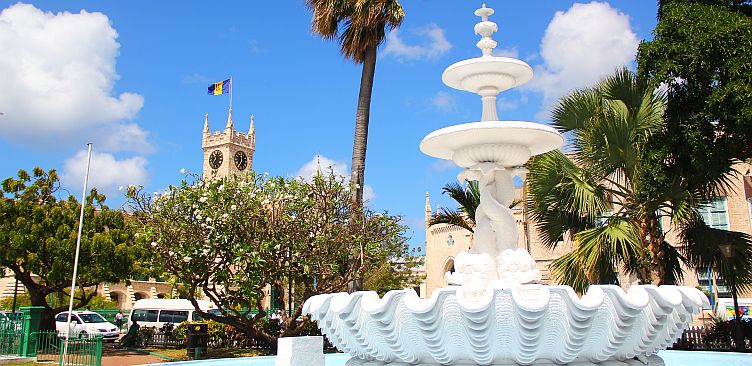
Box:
[424,192,432,223]
[225,108,234,130]
[203,113,209,134]
[249,115,255,135]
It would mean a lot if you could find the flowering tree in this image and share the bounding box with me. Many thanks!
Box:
[128,171,419,344]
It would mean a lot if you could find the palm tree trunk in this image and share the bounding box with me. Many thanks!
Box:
[643,214,666,285]
[350,44,377,209]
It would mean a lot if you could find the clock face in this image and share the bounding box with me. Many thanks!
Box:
[234,151,248,171]
[209,150,223,169]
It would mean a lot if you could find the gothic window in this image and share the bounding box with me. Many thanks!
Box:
[446,234,455,247]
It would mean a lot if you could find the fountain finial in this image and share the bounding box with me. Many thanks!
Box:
[474,4,498,56]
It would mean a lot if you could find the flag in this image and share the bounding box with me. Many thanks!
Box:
[207,78,231,95]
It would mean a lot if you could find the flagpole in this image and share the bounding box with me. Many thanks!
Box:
[62,143,93,365]
[229,76,233,112]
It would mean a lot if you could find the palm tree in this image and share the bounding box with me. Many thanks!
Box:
[306,0,405,209]
[526,68,752,293]
[429,181,480,233]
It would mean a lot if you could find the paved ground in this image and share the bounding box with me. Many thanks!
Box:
[100,346,170,366]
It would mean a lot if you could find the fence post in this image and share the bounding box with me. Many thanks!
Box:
[95,336,103,366]
[18,306,44,357]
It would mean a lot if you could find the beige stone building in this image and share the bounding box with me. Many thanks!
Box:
[424,161,752,311]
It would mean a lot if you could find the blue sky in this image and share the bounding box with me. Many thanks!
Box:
[0,1,658,252]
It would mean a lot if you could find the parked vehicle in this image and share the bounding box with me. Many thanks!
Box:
[128,299,221,330]
[55,311,119,342]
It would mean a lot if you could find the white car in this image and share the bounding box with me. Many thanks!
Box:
[55,311,120,342]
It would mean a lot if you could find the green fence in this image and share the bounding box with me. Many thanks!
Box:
[0,313,22,356]
[34,331,103,366]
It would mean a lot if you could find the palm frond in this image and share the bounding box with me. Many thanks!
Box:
[440,180,479,225]
[549,251,594,294]
[574,219,642,275]
[428,208,474,233]
[660,240,685,285]
[679,218,752,293]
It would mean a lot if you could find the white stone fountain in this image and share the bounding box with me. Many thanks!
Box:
[304,5,708,366]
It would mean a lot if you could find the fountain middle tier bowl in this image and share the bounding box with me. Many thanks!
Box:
[419,121,564,168]
[304,284,708,366]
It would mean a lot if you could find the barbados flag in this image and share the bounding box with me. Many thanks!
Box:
[207,78,231,95]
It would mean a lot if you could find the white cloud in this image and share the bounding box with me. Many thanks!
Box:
[492,47,519,58]
[382,24,451,61]
[181,72,210,84]
[294,155,375,204]
[0,3,148,152]
[431,91,457,113]
[62,150,148,196]
[525,2,639,104]
[430,160,458,172]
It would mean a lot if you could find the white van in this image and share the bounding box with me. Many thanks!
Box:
[128,299,221,330]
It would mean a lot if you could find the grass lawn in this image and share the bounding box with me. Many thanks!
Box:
[143,347,271,361]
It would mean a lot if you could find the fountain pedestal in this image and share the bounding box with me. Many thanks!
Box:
[304,5,708,365]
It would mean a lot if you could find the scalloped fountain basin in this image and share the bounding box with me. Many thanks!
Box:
[303,284,709,365]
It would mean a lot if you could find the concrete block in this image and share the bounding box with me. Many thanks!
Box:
[275,336,324,366]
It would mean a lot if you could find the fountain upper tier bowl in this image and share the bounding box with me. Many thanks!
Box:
[419,121,564,168]
[442,57,534,95]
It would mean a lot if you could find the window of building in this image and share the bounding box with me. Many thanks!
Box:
[698,197,729,230]
[696,197,732,299]
[446,234,454,247]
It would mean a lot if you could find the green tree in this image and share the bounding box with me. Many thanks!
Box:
[305,0,405,209]
[128,171,418,346]
[525,69,752,293]
[0,168,140,328]
[638,0,752,195]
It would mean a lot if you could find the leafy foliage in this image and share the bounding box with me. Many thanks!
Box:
[128,171,419,345]
[0,167,140,328]
[638,0,752,196]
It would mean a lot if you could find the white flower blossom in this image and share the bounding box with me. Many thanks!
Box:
[183,256,191,263]
[222,213,229,219]
[180,168,186,174]
[230,205,237,211]
[205,217,212,223]
[199,196,208,203]
[196,215,202,220]
[218,184,224,191]
[150,241,157,247]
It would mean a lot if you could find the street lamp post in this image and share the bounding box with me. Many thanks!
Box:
[720,243,746,352]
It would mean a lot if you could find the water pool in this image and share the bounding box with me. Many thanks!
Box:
[153,351,751,365]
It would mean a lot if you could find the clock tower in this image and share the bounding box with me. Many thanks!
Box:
[202,109,255,179]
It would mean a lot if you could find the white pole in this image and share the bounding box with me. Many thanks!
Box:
[61,143,92,365]
[229,76,233,111]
